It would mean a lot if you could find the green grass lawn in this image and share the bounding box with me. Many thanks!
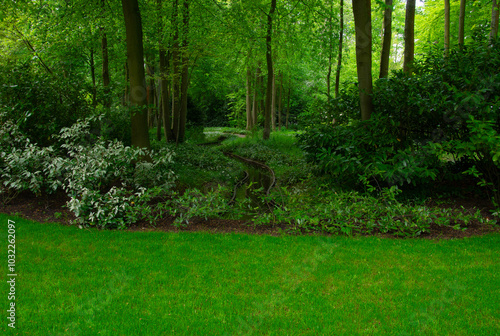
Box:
[1,214,499,335]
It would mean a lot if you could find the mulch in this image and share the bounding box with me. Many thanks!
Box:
[1,190,498,239]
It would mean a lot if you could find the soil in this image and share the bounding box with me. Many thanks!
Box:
[1,190,498,239]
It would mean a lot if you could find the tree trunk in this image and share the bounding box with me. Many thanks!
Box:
[100,0,111,109]
[101,28,111,108]
[326,2,334,99]
[278,72,282,131]
[491,0,499,41]
[335,0,344,98]
[352,0,373,121]
[171,0,181,142]
[458,0,466,45]
[146,63,155,129]
[121,0,150,150]
[263,0,277,140]
[403,0,415,74]
[177,0,189,144]
[246,66,253,130]
[90,47,97,109]
[286,84,290,128]
[444,0,450,56]
[379,0,392,79]
[271,71,276,131]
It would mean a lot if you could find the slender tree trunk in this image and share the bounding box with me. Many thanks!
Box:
[278,72,282,131]
[379,0,393,78]
[403,0,415,74]
[252,65,260,127]
[352,0,373,121]
[326,3,334,99]
[121,0,150,149]
[444,0,450,56]
[177,0,189,144]
[246,67,253,130]
[335,0,344,98]
[101,28,111,108]
[123,61,129,105]
[286,85,290,128]
[491,0,500,41]
[458,0,466,45]
[146,63,155,128]
[90,47,97,109]
[100,0,111,108]
[171,0,181,142]
[263,0,277,140]
[271,71,276,131]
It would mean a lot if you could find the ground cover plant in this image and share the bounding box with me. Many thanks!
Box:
[1,214,499,335]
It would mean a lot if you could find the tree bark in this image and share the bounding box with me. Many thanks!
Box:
[101,28,111,108]
[444,0,450,56]
[286,83,290,128]
[271,71,276,131]
[352,0,373,121]
[379,0,393,79]
[90,47,97,109]
[171,0,181,142]
[491,0,499,41]
[246,66,253,130]
[458,0,466,45]
[263,0,277,140]
[177,0,189,144]
[121,0,150,150]
[403,0,415,74]
[278,72,282,131]
[335,0,344,98]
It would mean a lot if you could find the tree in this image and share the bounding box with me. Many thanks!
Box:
[334,0,344,98]
[379,0,393,78]
[121,0,150,150]
[352,0,373,121]
[263,0,277,140]
[458,0,466,45]
[444,0,450,56]
[403,0,415,74]
[492,0,500,41]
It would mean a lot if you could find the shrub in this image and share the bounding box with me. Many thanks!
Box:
[298,114,440,190]
[0,63,90,146]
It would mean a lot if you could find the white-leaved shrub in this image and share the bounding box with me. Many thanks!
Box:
[0,113,177,228]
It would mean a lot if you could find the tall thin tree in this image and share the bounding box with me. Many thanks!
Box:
[263,0,277,140]
[121,0,151,150]
[379,0,393,79]
[403,0,416,74]
[458,0,466,45]
[334,0,344,98]
[444,0,450,56]
[491,0,499,41]
[352,0,373,121]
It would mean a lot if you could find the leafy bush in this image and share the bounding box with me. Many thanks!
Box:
[0,114,177,228]
[298,114,441,190]
[0,63,90,146]
[301,40,500,206]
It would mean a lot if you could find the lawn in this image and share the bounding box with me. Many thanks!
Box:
[1,214,499,335]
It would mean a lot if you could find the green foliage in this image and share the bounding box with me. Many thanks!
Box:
[260,186,485,237]
[0,115,176,228]
[0,63,90,146]
[298,114,441,189]
[301,40,500,206]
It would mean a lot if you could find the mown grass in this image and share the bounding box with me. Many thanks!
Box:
[1,214,499,335]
